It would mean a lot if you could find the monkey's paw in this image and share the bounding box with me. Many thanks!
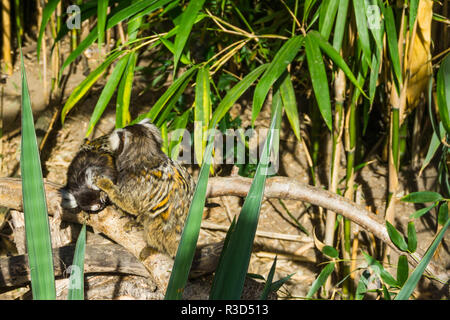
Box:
[95,177,114,192]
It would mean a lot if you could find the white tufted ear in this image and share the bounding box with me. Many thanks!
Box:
[108,129,123,152]
[138,118,152,125]
[60,189,78,209]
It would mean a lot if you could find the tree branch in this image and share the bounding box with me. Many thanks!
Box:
[0,177,447,286]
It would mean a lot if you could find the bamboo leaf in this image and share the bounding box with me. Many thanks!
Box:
[411,204,438,220]
[165,133,215,300]
[362,252,398,287]
[386,221,408,252]
[401,191,443,203]
[436,53,450,135]
[279,72,301,141]
[61,50,123,124]
[252,35,304,125]
[352,0,372,67]
[409,0,419,34]
[210,96,282,300]
[332,0,350,51]
[67,224,86,300]
[37,0,61,60]
[61,0,174,74]
[319,0,339,41]
[139,66,198,124]
[97,0,109,52]
[173,0,206,73]
[396,255,409,287]
[438,202,449,227]
[211,64,268,129]
[20,50,56,300]
[84,52,129,137]
[395,218,450,300]
[322,245,339,259]
[305,34,332,130]
[306,262,335,299]
[168,109,191,161]
[116,52,138,129]
[194,67,211,165]
[407,221,417,253]
[309,31,367,98]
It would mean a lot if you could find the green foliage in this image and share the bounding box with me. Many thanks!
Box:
[20,50,56,300]
[31,0,449,301]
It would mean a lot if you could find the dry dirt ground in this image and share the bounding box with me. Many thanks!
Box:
[0,39,448,300]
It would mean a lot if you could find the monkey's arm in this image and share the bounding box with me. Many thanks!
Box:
[95,177,141,217]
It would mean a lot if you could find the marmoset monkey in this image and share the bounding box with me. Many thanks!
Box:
[61,135,117,212]
[93,119,195,258]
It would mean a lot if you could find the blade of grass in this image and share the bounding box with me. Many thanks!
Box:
[67,224,86,300]
[252,35,304,126]
[20,49,56,300]
[209,96,281,300]
[164,133,215,300]
[259,256,278,300]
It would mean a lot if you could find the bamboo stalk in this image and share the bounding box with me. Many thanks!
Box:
[1,0,13,75]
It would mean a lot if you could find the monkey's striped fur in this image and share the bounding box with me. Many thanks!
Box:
[94,119,195,257]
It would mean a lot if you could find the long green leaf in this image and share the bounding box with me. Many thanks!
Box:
[142,66,198,122]
[210,64,268,129]
[279,72,301,141]
[436,53,450,134]
[85,53,129,137]
[352,0,372,67]
[97,0,109,52]
[67,224,86,300]
[116,52,138,129]
[164,133,215,300]
[306,262,335,299]
[319,0,339,41]
[383,4,403,89]
[20,50,56,300]
[309,31,367,98]
[61,0,174,75]
[194,67,211,165]
[209,98,281,300]
[305,34,332,130]
[401,191,443,203]
[395,218,450,300]
[252,35,304,125]
[173,0,206,73]
[61,50,123,124]
[37,0,61,60]
[259,256,278,300]
[386,221,408,252]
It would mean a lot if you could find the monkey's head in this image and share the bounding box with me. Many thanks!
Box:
[108,118,167,170]
[61,149,116,212]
